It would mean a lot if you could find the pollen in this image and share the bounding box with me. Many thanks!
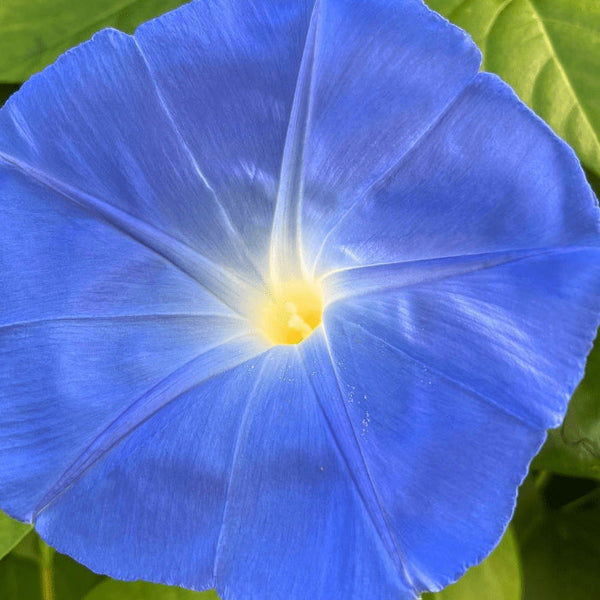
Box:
[258,280,323,345]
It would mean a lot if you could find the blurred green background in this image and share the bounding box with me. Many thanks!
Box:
[1,1,600,599]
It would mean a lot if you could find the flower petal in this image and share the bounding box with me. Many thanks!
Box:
[299,0,481,270]
[1,2,598,599]
[135,0,315,274]
[312,73,600,276]
[35,345,413,599]
[134,0,481,278]
[0,28,264,306]
[0,167,262,521]
[319,311,544,592]
[320,243,600,589]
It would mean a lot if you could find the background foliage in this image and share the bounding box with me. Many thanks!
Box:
[0,0,599,598]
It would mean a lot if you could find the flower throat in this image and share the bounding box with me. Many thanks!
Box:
[258,280,323,345]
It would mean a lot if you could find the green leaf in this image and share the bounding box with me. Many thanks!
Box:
[0,510,32,561]
[584,167,600,199]
[422,527,521,600]
[0,83,19,106]
[521,509,600,599]
[83,580,220,600]
[532,329,600,480]
[426,0,600,176]
[0,555,42,600]
[0,0,189,83]
[9,530,40,563]
[7,529,105,598]
[513,476,600,600]
[52,547,105,600]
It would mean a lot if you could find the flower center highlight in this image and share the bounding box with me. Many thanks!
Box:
[258,280,323,345]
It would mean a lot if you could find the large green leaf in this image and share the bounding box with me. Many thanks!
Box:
[9,530,39,563]
[7,530,104,599]
[0,555,42,600]
[83,580,220,600]
[426,0,600,176]
[0,510,31,561]
[422,528,521,600]
[52,549,105,600]
[521,508,600,599]
[513,475,600,600]
[0,0,189,83]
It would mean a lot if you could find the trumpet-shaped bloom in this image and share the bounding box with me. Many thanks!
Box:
[1,0,600,598]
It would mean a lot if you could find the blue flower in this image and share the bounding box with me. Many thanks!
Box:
[1,0,599,598]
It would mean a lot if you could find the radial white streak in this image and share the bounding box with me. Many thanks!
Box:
[0,150,260,319]
[33,332,268,519]
[269,0,321,287]
[320,246,581,307]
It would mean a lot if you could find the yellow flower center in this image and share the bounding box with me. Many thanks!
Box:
[258,280,323,345]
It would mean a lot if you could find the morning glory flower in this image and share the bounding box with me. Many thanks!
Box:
[1,0,599,598]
